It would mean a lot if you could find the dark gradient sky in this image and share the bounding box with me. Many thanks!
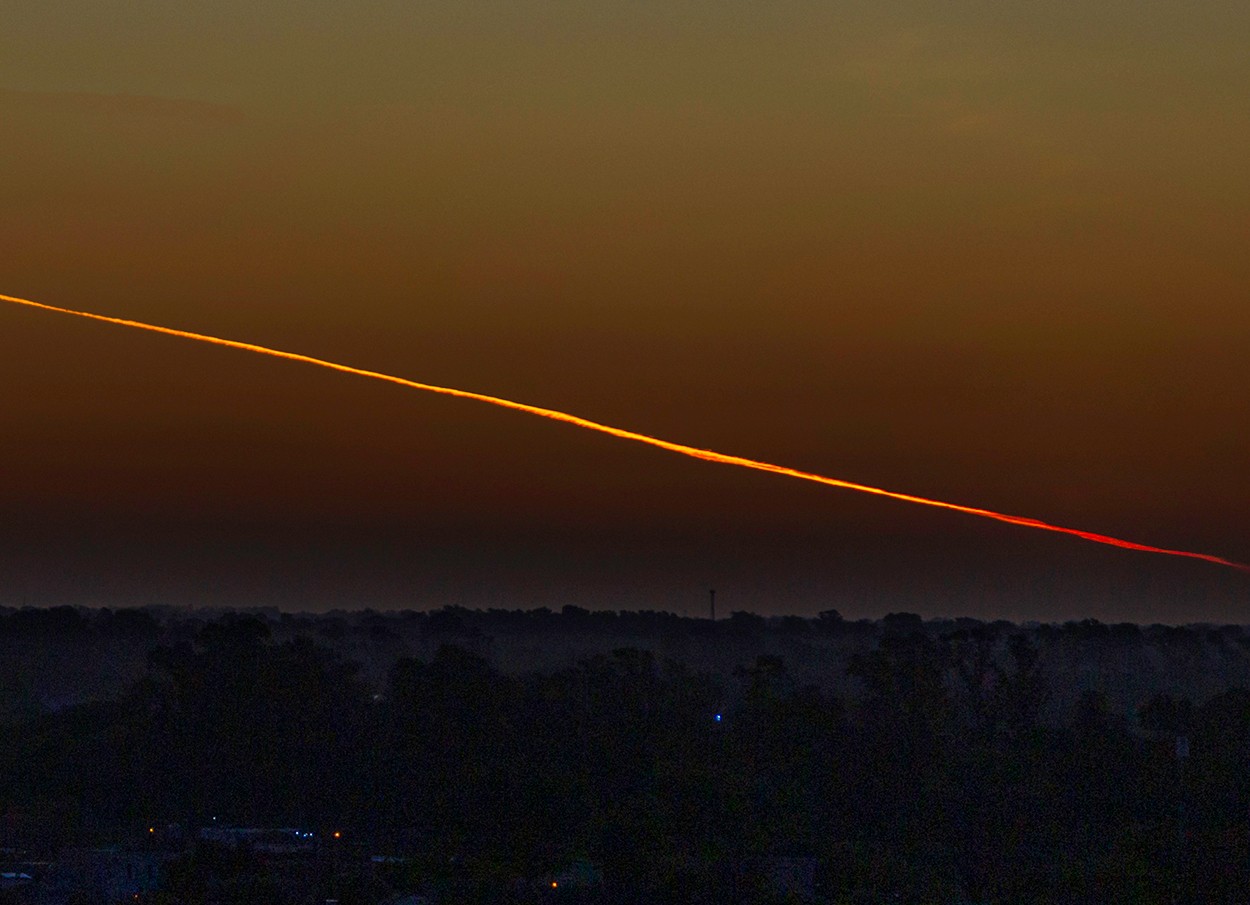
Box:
[2,1,1248,620]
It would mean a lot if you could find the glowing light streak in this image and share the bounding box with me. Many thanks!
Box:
[3,291,1248,572]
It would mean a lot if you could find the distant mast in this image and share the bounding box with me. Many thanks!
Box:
[709,588,716,622]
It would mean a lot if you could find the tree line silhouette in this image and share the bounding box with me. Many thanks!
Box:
[2,607,1250,903]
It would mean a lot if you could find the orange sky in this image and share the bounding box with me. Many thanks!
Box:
[1,1,1247,619]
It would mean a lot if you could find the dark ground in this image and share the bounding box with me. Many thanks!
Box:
[2,605,1249,904]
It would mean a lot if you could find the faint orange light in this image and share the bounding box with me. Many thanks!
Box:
[333,831,342,839]
[148,827,154,834]
[551,881,558,888]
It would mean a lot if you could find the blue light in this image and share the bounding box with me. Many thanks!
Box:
[714,713,722,722]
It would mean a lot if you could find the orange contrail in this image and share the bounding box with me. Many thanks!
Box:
[4,291,1248,572]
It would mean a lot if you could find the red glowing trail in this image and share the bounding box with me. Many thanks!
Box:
[4,291,1248,572]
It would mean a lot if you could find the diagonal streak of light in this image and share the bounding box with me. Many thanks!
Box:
[3,291,1247,572]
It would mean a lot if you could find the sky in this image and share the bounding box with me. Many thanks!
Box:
[1,0,1248,621]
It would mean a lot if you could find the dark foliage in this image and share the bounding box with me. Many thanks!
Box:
[2,608,1250,903]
